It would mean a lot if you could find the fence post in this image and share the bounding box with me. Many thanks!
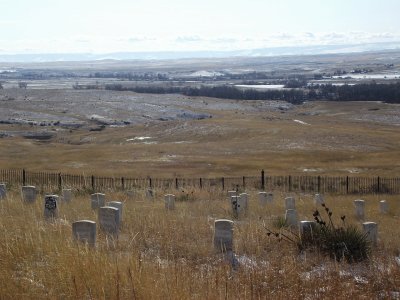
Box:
[148,177,152,189]
[317,176,321,193]
[261,169,265,190]
[242,176,246,190]
[175,178,178,190]
[22,169,26,186]
[377,176,380,194]
[199,178,202,189]
[222,177,225,190]
[121,177,125,190]
[288,175,292,192]
[58,173,62,190]
[346,176,349,194]
[91,175,95,190]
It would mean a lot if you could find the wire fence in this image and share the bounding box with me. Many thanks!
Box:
[0,169,399,195]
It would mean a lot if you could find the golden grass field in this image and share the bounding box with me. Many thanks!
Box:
[0,94,399,178]
[0,186,400,299]
[0,90,400,299]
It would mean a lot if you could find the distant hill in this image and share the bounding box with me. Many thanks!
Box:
[1,42,400,63]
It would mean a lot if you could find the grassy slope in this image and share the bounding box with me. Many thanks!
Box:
[0,188,399,299]
[0,99,399,177]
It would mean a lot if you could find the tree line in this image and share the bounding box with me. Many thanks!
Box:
[101,82,400,104]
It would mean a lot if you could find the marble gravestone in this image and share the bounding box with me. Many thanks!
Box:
[91,193,105,209]
[62,189,72,202]
[0,183,6,199]
[231,195,247,217]
[239,193,249,209]
[285,209,298,227]
[354,199,365,220]
[379,200,388,214]
[314,194,324,206]
[146,188,154,199]
[164,194,175,210]
[22,186,37,203]
[258,192,273,206]
[44,195,59,219]
[72,220,96,247]
[214,219,233,253]
[106,201,123,222]
[363,222,378,246]
[98,206,120,236]
[285,197,296,210]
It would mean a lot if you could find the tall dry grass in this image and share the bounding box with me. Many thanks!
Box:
[0,186,400,299]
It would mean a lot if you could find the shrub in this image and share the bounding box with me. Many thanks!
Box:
[267,204,371,263]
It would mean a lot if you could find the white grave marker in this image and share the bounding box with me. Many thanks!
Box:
[98,206,120,235]
[285,197,296,210]
[62,189,72,202]
[146,188,154,199]
[231,195,247,217]
[164,194,175,210]
[285,209,298,227]
[266,192,274,203]
[44,195,59,219]
[126,190,136,199]
[0,183,6,199]
[258,192,267,206]
[354,199,365,220]
[107,201,123,221]
[239,193,249,209]
[379,200,388,214]
[259,192,274,206]
[22,186,37,203]
[91,193,105,209]
[72,220,96,247]
[314,194,324,206]
[363,222,378,246]
[214,219,233,253]
[300,221,316,236]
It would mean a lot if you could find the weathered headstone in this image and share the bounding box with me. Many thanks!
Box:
[258,192,267,206]
[285,197,296,210]
[354,199,365,220]
[266,192,274,203]
[379,200,388,214]
[214,219,233,253]
[239,193,249,209]
[231,195,247,217]
[62,189,72,202]
[285,209,298,227]
[126,190,136,199]
[44,195,59,219]
[98,206,120,235]
[259,192,273,205]
[300,221,316,238]
[72,220,96,247]
[91,193,105,209]
[107,201,123,221]
[231,196,240,217]
[22,186,37,203]
[146,188,154,199]
[164,194,175,210]
[363,222,378,246]
[0,183,6,199]
[314,194,324,206]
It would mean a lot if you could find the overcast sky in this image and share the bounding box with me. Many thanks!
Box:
[1,0,400,54]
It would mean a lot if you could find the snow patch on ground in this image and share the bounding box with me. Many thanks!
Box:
[293,119,311,125]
